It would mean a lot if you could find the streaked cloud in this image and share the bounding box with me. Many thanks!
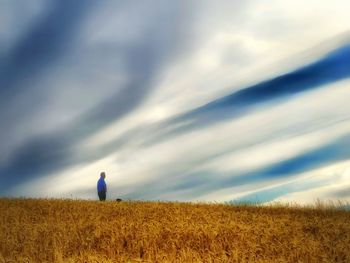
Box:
[1,1,350,204]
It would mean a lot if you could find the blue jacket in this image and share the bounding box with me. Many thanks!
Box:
[97,178,107,193]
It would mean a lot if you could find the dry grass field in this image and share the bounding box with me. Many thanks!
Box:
[0,198,349,262]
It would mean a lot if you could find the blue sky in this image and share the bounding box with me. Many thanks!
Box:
[1,0,350,203]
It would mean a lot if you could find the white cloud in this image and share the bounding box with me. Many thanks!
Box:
[273,160,350,205]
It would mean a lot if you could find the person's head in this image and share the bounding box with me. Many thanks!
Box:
[100,172,106,179]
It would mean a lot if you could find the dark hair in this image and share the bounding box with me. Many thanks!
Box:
[100,172,106,177]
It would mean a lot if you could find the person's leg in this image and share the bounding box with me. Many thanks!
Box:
[98,191,103,201]
[102,191,106,201]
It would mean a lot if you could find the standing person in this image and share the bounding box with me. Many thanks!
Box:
[97,172,107,201]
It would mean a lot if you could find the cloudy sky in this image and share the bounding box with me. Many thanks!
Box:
[1,0,350,204]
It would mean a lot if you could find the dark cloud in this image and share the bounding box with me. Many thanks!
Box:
[0,0,97,191]
[0,0,98,163]
[0,0,95,105]
[0,133,73,192]
[0,1,195,195]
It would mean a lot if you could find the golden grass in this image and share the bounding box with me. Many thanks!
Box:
[0,198,349,262]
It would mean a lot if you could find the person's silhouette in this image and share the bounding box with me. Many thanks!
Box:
[97,172,107,201]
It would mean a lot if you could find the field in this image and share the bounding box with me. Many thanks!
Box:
[0,199,350,262]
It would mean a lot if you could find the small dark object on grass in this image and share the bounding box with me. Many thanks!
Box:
[116,198,122,202]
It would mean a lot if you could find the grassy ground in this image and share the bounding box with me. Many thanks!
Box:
[0,198,349,262]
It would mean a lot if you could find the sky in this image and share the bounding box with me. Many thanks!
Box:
[1,0,350,204]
